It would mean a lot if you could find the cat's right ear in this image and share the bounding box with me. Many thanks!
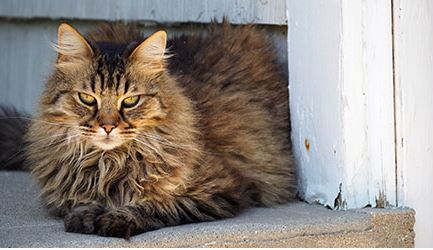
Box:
[128,30,168,75]
[54,23,93,65]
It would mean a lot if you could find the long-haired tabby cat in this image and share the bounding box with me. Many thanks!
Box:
[0,20,295,238]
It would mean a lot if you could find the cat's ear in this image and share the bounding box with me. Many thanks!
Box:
[54,23,93,64]
[129,31,168,74]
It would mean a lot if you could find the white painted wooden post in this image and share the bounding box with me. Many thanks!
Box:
[287,0,396,209]
[288,0,433,246]
[393,0,433,247]
[287,0,346,208]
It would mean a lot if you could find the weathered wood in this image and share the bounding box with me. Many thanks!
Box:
[288,0,396,209]
[393,0,433,246]
[0,0,287,25]
[0,20,56,112]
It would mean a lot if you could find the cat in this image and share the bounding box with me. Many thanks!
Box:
[0,19,295,239]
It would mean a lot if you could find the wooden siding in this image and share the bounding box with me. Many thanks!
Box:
[0,0,287,25]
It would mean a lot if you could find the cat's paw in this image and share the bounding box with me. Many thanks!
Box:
[64,204,105,234]
[95,209,140,239]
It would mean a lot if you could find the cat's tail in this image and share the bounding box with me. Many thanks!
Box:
[0,105,29,171]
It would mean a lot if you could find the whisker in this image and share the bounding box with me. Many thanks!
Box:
[138,133,199,151]
[132,138,186,167]
[81,133,95,137]
[31,132,70,144]
[37,134,81,150]
[2,147,26,165]
[0,116,80,129]
[121,136,136,140]
[80,128,97,133]
[119,131,136,135]
[132,138,162,154]
[139,134,178,147]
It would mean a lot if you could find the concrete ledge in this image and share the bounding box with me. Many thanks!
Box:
[0,172,414,247]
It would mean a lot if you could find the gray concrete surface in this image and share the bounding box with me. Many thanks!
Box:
[0,171,414,247]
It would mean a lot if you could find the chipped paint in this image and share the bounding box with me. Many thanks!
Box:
[333,183,347,210]
[375,190,389,208]
[289,0,397,210]
[304,138,310,153]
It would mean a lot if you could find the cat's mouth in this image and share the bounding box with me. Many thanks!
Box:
[79,127,126,151]
[92,135,125,150]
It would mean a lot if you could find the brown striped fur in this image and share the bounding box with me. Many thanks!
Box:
[26,20,295,238]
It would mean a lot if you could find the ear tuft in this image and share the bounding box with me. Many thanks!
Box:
[129,30,169,73]
[53,23,93,63]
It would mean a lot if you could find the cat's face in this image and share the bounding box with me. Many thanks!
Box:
[44,24,168,150]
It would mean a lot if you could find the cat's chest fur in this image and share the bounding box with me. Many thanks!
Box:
[30,130,194,214]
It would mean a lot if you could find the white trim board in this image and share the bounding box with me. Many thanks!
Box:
[287,0,396,209]
[393,0,433,247]
[288,0,433,246]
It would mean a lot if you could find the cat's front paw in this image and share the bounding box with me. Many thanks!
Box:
[64,203,105,234]
[95,209,141,239]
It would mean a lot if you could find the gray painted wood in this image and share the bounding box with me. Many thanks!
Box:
[0,0,287,25]
[0,20,56,112]
[0,20,287,112]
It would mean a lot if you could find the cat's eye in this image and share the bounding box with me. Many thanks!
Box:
[78,93,97,106]
[122,95,140,108]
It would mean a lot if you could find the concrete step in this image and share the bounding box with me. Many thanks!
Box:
[0,171,414,247]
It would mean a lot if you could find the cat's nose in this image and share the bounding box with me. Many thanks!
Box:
[101,124,116,134]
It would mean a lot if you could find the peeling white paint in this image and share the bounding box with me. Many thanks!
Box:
[287,0,345,208]
[288,0,396,209]
[340,0,396,209]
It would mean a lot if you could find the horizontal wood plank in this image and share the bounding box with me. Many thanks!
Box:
[0,0,287,25]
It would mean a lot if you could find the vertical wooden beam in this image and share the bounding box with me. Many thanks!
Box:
[287,0,345,208]
[287,0,395,209]
[340,0,396,209]
[393,0,433,246]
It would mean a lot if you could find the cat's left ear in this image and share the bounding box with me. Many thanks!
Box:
[54,23,94,65]
[129,30,168,74]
